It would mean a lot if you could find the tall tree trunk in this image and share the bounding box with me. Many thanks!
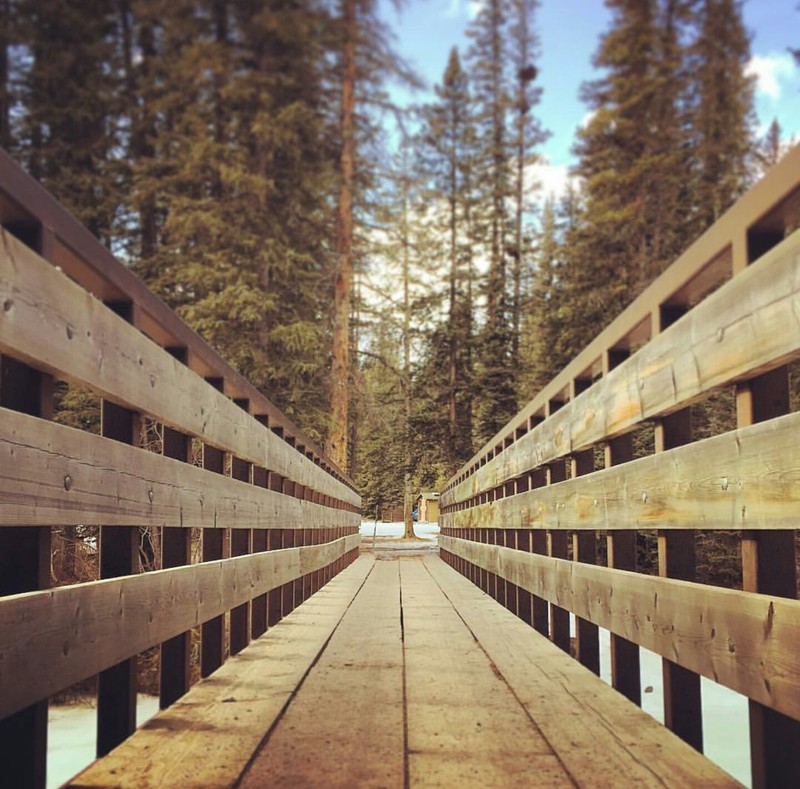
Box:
[401,180,415,540]
[447,183,458,469]
[328,0,356,472]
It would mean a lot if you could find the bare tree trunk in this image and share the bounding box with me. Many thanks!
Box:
[401,167,416,540]
[328,0,356,473]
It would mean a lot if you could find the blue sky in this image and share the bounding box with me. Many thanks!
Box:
[380,0,800,190]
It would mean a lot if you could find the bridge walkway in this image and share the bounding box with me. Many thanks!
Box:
[68,555,739,789]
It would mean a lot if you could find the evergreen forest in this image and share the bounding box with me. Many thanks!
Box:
[1,0,795,524]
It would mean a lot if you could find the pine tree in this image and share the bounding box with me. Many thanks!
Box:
[508,0,547,370]
[466,0,521,445]
[418,47,477,471]
[568,0,693,353]
[14,0,124,242]
[128,0,336,442]
[688,0,755,231]
[520,196,562,394]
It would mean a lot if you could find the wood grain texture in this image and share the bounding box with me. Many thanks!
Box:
[0,407,360,529]
[400,559,571,789]
[424,556,741,788]
[443,228,800,508]
[0,230,359,507]
[440,535,800,722]
[240,559,406,789]
[443,409,800,532]
[0,534,360,718]
[66,556,374,789]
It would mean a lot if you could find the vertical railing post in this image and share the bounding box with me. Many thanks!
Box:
[160,423,192,708]
[546,460,569,653]
[655,408,702,751]
[200,443,226,678]
[736,368,800,789]
[97,399,140,756]
[571,449,599,674]
[0,354,53,789]
[230,456,253,656]
[605,432,641,706]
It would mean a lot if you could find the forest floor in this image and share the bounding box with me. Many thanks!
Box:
[358,520,439,558]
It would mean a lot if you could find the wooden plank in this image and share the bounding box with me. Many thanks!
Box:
[239,559,405,789]
[439,535,800,721]
[443,228,800,508]
[401,558,572,788]
[444,408,800,532]
[0,535,360,719]
[0,229,359,507]
[66,555,374,789]
[423,556,740,788]
[0,407,359,530]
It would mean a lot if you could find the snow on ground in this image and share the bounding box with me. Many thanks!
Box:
[48,695,159,789]
[594,621,750,786]
[359,520,440,557]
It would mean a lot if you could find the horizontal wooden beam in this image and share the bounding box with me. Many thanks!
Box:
[0,231,359,507]
[0,150,352,489]
[444,229,800,507]
[0,407,359,529]
[0,534,360,719]
[441,536,800,722]
[444,145,800,500]
[442,409,800,532]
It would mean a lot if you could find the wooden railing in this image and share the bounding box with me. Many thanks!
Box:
[440,145,800,789]
[0,150,361,788]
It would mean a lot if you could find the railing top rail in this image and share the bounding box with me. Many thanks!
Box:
[0,148,355,491]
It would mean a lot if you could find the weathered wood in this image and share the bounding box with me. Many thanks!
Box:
[0,151,353,491]
[606,529,641,706]
[0,535,360,719]
[0,229,359,507]
[241,559,405,789]
[424,556,740,788]
[444,408,800,532]
[0,407,359,530]
[658,530,703,751]
[66,555,374,789]
[443,228,800,509]
[0,355,53,789]
[736,367,800,788]
[439,535,800,722]
[401,558,571,788]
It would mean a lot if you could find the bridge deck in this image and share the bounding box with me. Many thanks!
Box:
[68,555,740,788]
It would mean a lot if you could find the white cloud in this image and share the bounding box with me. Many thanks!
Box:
[526,161,579,203]
[467,0,484,21]
[746,52,797,100]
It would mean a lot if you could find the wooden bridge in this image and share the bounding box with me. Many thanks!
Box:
[1,145,799,789]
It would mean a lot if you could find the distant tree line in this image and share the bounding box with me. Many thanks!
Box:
[355,0,793,517]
